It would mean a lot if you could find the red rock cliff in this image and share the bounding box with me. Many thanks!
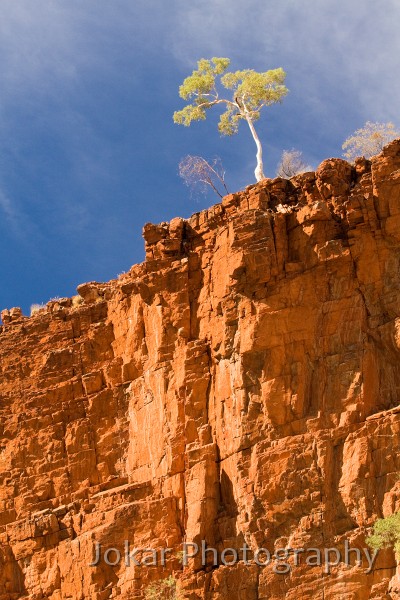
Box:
[1,141,400,599]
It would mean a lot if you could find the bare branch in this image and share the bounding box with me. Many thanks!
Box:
[276,149,312,178]
[174,57,288,181]
[179,155,229,199]
[195,98,236,110]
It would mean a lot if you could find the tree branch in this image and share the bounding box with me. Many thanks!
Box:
[196,98,236,110]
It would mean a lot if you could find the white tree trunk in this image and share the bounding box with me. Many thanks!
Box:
[245,116,265,181]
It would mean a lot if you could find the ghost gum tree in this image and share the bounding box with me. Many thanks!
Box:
[173,58,288,182]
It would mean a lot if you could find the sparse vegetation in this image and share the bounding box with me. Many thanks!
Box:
[144,576,180,600]
[30,303,47,316]
[173,57,288,181]
[276,149,312,178]
[366,512,400,557]
[71,295,83,308]
[342,121,400,162]
[179,155,229,199]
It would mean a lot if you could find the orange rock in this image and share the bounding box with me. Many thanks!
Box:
[1,141,400,598]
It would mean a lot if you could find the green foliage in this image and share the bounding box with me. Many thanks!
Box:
[173,57,288,135]
[173,56,288,181]
[342,121,400,161]
[366,512,400,557]
[144,576,179,600]
[221,67,287,111]
[173,57,231,127]
[178,57,230,100]
[218,104,241,136]
[173,104,207,126]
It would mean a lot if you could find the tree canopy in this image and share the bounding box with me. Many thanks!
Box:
[173,57,288,181]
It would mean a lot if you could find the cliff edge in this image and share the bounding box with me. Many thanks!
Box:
[1,141,400,599]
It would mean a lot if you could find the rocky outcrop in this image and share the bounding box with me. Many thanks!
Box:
[1,141,400,599]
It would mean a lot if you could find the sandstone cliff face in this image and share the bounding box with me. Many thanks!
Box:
[1,141,400,599]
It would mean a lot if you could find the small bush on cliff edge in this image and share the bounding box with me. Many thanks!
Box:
[144,576,181,600]
[342,121,399,162]
[30,303,46,316]
[276,149,312,178]
[366,512,400,557]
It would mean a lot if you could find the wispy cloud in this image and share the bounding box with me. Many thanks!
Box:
[167,0,400,125]
[0,2,132,236]
[0,0,398,313]
[0,188,14,220]
[0,185,29,241]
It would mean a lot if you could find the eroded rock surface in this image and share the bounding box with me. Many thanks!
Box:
[1,141,400,599]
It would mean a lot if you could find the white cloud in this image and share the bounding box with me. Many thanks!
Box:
[0,1,136,233]
[0,3,83,102]
[167,0,400,125]
[0,0,398,129]
[1,0,398,142]
[0,0,170,103]
[0,0,398,215]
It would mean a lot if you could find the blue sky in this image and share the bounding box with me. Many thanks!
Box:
[0,0,399,315]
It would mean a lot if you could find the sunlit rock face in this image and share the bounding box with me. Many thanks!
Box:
[1,140,400,599]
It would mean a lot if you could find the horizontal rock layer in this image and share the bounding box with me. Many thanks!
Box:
[1,141,400,599]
